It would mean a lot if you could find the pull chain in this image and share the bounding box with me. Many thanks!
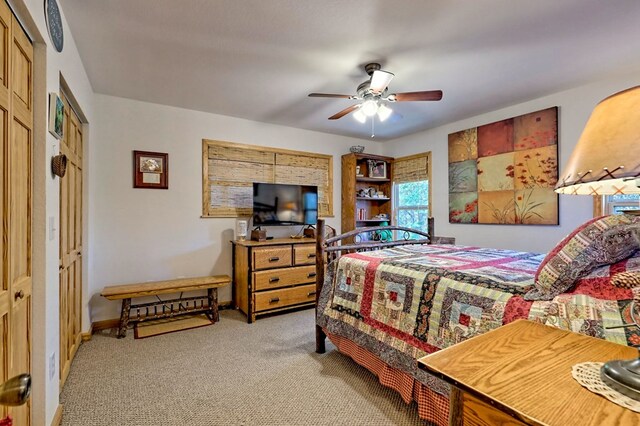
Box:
[371,117,375,138]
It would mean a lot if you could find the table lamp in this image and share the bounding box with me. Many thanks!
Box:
[555,85,640,401]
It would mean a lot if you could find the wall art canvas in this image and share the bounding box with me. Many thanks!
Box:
[48,92,64,139]
[448,107,558,225]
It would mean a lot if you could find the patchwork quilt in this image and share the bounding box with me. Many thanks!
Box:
[317,244,639,395]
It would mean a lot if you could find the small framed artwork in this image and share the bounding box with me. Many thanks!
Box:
[48,92,64,139]
[368,160,387,179]
[133,150,168,189]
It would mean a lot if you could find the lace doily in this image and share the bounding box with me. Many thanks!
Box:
[572,362,640,413]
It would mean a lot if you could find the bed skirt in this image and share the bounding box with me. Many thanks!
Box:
[325,331,449,426]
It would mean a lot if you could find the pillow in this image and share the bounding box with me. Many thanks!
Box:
[611,272,640,289]
[525,214,640,301]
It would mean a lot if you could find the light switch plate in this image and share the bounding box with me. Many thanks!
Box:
[49,353,55,381]
[49,216,55,241]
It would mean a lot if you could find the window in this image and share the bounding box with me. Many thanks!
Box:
[603,194,640,215]
[393,152,431,236]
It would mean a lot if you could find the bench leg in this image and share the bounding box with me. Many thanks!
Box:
[207,288,219,323]
[117,298,131,338]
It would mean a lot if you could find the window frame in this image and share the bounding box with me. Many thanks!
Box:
[598,194,640,215]
[391,152,432,234]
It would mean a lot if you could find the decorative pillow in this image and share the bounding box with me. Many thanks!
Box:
[525,215,640,301]
[611,272,640,289]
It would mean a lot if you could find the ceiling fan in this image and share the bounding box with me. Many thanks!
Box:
[308,62,443,123]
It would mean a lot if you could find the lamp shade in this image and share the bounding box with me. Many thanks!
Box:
[555,86,640,195]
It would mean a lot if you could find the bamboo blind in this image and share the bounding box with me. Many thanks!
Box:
[393,152,431,183]
[202,139,333,217]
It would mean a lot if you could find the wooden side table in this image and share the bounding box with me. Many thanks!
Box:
[418,320,640,426]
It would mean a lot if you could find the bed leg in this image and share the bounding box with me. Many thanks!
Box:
[316,324,326,354]
[315,219,327,354]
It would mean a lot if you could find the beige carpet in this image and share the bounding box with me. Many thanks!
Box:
[60,309,429,425]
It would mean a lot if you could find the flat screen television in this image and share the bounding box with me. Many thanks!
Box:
[252,183,318,226]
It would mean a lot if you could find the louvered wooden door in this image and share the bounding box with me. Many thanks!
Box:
[59,96,82,388]
[0,0,33,424]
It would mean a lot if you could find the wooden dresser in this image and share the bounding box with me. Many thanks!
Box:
[418,320,640,426]
[232,238,317,323]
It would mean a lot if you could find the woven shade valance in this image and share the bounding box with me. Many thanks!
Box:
[393,153,431,184]
[202,139,333,218]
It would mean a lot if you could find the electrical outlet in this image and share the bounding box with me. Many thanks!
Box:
[49,353,56,381]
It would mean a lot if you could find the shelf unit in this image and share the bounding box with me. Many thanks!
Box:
[342,153,394,241]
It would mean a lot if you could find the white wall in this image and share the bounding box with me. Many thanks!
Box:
[384,72,640,253]
[89,94,384,321]
[9,1,95,424]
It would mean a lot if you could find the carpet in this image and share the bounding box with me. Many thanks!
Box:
[134,313,213,339]
[60,309,429,425]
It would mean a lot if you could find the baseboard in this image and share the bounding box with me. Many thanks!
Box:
[91,318,120,332]
[80,323,94,341]
[90,301,234,334]
[51,404,63,426]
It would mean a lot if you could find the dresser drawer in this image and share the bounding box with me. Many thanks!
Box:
[254,284,316,312]
[252,246,292,270]
[294,244,316,265]
[253,265,316,291]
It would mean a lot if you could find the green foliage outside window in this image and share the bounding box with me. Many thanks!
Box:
[396,181,429,236]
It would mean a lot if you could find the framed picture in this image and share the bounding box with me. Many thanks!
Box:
[48,92,64,139]
[368,160,387,179]
[133,150,168,189]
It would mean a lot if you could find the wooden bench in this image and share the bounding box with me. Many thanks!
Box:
[101,275,231,338]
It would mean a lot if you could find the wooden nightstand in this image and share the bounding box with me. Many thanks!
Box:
[418,320,640,425]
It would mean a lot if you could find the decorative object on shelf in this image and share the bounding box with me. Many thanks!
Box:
[376,191,385,198]
[236,220,248,241]
[357,208,367,221]
[51,153,67,178]
[355,165,363,177]
[555,86,640,401]
[349,145,365,154]
[448,107,559,225]
[44,0,64,52]
[368,160,387,179]
[133,150,168,189]
[48,93,64,139]
[373,213,389,220]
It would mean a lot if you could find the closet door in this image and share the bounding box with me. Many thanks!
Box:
[0,1,12,421]
[1,1,33,424]
[59,95,82,388]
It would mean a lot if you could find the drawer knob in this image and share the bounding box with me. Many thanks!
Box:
[307,253,316,258]
[269,277,280,283]
[268,256,280,262]
[307,272,316,278]
[307,291,316,297]
[269,297,280,304]
[15,290,24,300]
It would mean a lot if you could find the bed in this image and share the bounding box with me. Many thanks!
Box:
[313,217,640,425]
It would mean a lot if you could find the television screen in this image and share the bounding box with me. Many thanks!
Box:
[252,183,318,226]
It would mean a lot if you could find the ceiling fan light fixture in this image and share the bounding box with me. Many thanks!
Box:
[370,70,394,94]
[353,108,367,123]
[361,99,378,117]
[377,104,392,122]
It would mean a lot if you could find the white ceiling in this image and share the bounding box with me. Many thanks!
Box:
[60,0,640,141]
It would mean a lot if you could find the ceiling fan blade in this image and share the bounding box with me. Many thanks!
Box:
[308,93,352,99]
[392,90,443,102]
[329,104,359,120]
[369,70,394,93]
